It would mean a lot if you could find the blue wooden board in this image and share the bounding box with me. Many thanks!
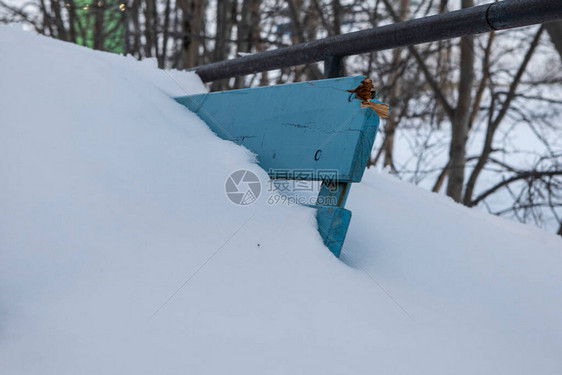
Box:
[174,76,386,257]
[314,206,352,258]
[175,76,381,182]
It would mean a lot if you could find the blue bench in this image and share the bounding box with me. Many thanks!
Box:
[175,75,388,257]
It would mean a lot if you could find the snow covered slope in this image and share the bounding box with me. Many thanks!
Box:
[1,26,561,374]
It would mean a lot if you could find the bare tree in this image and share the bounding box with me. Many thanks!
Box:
[2,0,560,234]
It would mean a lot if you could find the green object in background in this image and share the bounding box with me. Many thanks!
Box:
[73,0,126,54]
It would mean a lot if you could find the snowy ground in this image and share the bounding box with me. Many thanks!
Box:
[1,25,561,374]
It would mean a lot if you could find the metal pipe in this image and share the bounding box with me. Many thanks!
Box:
[191,0,562,82]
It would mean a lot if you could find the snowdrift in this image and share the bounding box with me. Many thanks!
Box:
[1,26,561,374]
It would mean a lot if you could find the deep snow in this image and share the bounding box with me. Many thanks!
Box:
[1,25,561,374]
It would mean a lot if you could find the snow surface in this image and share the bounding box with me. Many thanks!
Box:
[1,25,561,374]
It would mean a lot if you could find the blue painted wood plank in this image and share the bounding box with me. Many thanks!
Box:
[314,206,352,257]
[175,76,382,182]
[317,181,352,208]
[175,76,387,257]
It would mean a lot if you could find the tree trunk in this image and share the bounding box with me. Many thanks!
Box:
[178,0,204,69]
[50,0,67,41]
[93,0,105,50]
[65,0,78,43]
[161,0,172,68]
[331,0,341,35]
[129,0,142,58]
[143,0,155,57]
[234,0,254,88]
[211,0,232,91]
[287,0,322,80]
[383,0,409,169]
[446,0,474,202]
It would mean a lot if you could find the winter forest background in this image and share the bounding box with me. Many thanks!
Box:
[2,0,561,235]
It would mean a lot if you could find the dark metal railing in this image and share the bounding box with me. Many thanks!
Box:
[190,0,562,82]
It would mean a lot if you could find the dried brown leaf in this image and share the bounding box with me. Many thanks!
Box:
[348,78,390,118]
[347,77,375,102]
